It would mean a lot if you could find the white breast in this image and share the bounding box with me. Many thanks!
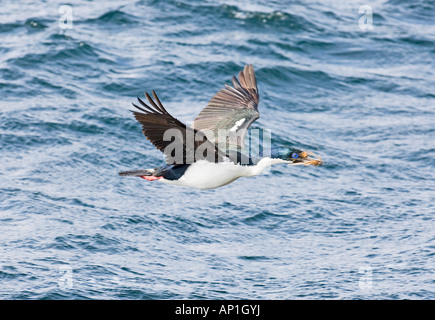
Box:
[159,160,250,189]
[159,157,286,190]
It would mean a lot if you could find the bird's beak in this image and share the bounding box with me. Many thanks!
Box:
[289,151,323,166]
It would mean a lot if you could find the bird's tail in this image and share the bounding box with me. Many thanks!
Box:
[118,168,155,177]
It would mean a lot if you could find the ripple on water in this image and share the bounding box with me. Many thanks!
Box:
[0,0,434,300]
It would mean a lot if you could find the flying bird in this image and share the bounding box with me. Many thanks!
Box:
[119,64,322,189]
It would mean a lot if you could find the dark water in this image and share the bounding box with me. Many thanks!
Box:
[1,0,434,299]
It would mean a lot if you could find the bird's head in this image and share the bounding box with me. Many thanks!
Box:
[272,147,323,166]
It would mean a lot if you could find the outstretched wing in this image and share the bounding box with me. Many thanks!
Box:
[131,91,225,165]
[193,64,260,150]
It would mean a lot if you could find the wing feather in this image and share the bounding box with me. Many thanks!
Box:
[131,91,225,164]
[193,64,260,150]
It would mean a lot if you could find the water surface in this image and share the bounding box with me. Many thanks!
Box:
[0,0,434,299]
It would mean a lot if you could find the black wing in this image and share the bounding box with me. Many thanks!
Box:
[131,91,226,165]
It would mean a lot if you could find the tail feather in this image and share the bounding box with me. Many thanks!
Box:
[118,169,155,177]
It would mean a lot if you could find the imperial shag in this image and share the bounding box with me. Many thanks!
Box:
[119,64,323,189]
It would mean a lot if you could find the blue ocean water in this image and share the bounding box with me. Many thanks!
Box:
[0,0,434,299]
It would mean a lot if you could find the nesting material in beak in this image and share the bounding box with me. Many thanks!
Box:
[289,151,323,167]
